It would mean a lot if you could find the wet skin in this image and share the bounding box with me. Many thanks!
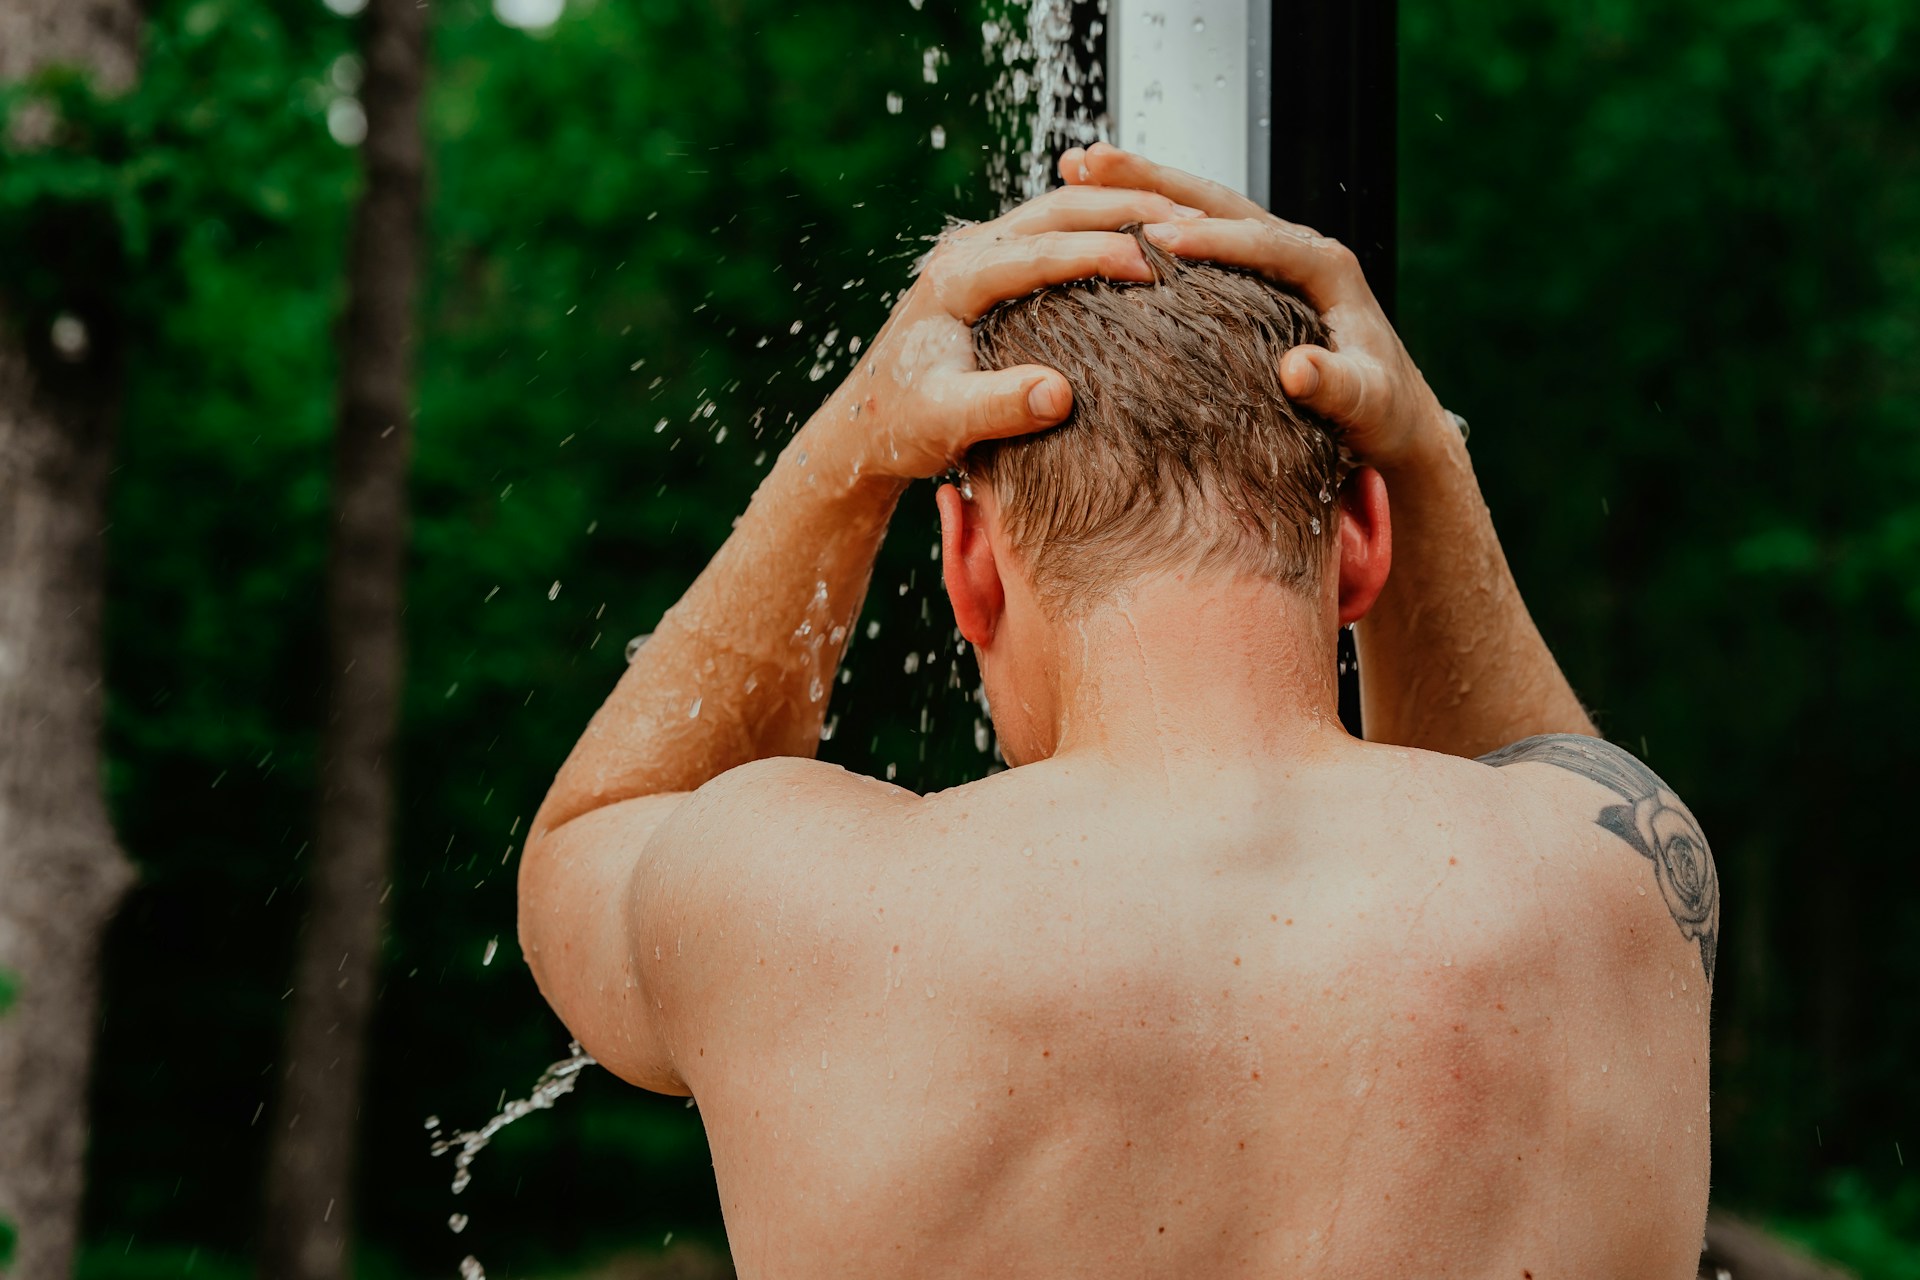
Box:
[519,148,1714,1278]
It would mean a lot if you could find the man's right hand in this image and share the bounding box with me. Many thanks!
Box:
[1056,143,1454,471]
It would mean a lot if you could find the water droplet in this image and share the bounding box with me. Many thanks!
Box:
[49,312,89,362]
[449,1213,469,1234]
[903,653,921,674]
[547,581,561,600]
[625,633,651,663]
[481,937,498,966]
[930,125,947,150]
[1309,517,1322,535]
[1192,16,1205,31]
[688,697,702,719]
[886,92,904,114]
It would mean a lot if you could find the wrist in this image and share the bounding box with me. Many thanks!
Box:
[784,409,910,508]
[1373,401,1469,483]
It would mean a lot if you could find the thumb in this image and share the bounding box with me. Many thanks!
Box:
[957,365,1073,445]
[1280,345,1372,427]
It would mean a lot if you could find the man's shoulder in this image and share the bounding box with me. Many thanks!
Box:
[637,759,910,890]
[1477,732,1672,794]
[1475,734,1719,988]
[670,755,912,830]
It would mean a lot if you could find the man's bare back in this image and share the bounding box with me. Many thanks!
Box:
[627,738,1709,1278]
[519,147,1715,1278]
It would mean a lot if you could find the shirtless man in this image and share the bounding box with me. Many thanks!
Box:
[518,144,1717,1278]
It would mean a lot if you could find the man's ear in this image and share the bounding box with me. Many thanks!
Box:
[1336,466,1392,626]
[937,482,1005,647]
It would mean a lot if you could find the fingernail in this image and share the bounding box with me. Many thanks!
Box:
[1143,222,1179,245]
[1172,203,1205,219]
[1029,379,1067,420]
[1293,358,1321,398]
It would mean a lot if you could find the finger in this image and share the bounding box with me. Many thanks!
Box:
[935,230,1153,322]
[1139,216,1364,313]
[1280,345,1378,429]
[991,184,1203,237]
[1079,142,1266,220]
[931,363,1073,450]
[1058,147,1091,185]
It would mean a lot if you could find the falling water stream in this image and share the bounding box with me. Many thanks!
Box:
[426,1042,596,1278]
[424,4,1106,1274]
[983,0,1110,208]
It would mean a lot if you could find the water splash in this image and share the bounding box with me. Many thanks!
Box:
[429,1041,594,1193]
[427,1041,598,1275]
[982,0,1109,210]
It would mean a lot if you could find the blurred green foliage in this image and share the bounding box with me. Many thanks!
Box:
[0,0,1912,1274]
[1397,0,1920,1225]
[1780,1172,1920,1280]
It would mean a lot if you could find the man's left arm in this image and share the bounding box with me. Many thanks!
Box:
[518,187,1184,1088]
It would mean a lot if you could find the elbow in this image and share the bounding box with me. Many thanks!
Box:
[515,824,562,1000]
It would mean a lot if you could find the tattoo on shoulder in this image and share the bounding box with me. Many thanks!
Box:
[1479,734,1718,986]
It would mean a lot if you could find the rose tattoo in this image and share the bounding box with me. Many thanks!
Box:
[1480,734,1719,985]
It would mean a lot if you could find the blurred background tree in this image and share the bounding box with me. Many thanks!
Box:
[0,0,1911,1276]
[258,0,427,1276]
[0,3,143,1275]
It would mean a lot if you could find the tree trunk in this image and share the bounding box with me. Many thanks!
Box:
[259,3,426,1278]
[0,7,143,1278]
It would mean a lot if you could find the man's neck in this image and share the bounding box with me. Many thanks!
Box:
[1035,572,1347,770]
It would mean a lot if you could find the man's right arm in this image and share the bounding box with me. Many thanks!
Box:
[1058,143,1595,757]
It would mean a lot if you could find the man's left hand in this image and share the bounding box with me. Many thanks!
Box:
[811,185,1203,482]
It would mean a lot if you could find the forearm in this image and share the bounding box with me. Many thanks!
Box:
[1357,415,1595,757]
[533,397,901,832]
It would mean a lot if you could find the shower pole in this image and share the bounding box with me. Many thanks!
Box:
[1100,0,1397,732]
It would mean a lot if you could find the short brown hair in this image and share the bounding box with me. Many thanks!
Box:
[968,227,1341,616]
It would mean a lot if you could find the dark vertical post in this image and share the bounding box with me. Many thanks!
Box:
[1264,0,1397,733]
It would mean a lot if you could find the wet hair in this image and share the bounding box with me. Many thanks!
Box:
[968,226,1341,617]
